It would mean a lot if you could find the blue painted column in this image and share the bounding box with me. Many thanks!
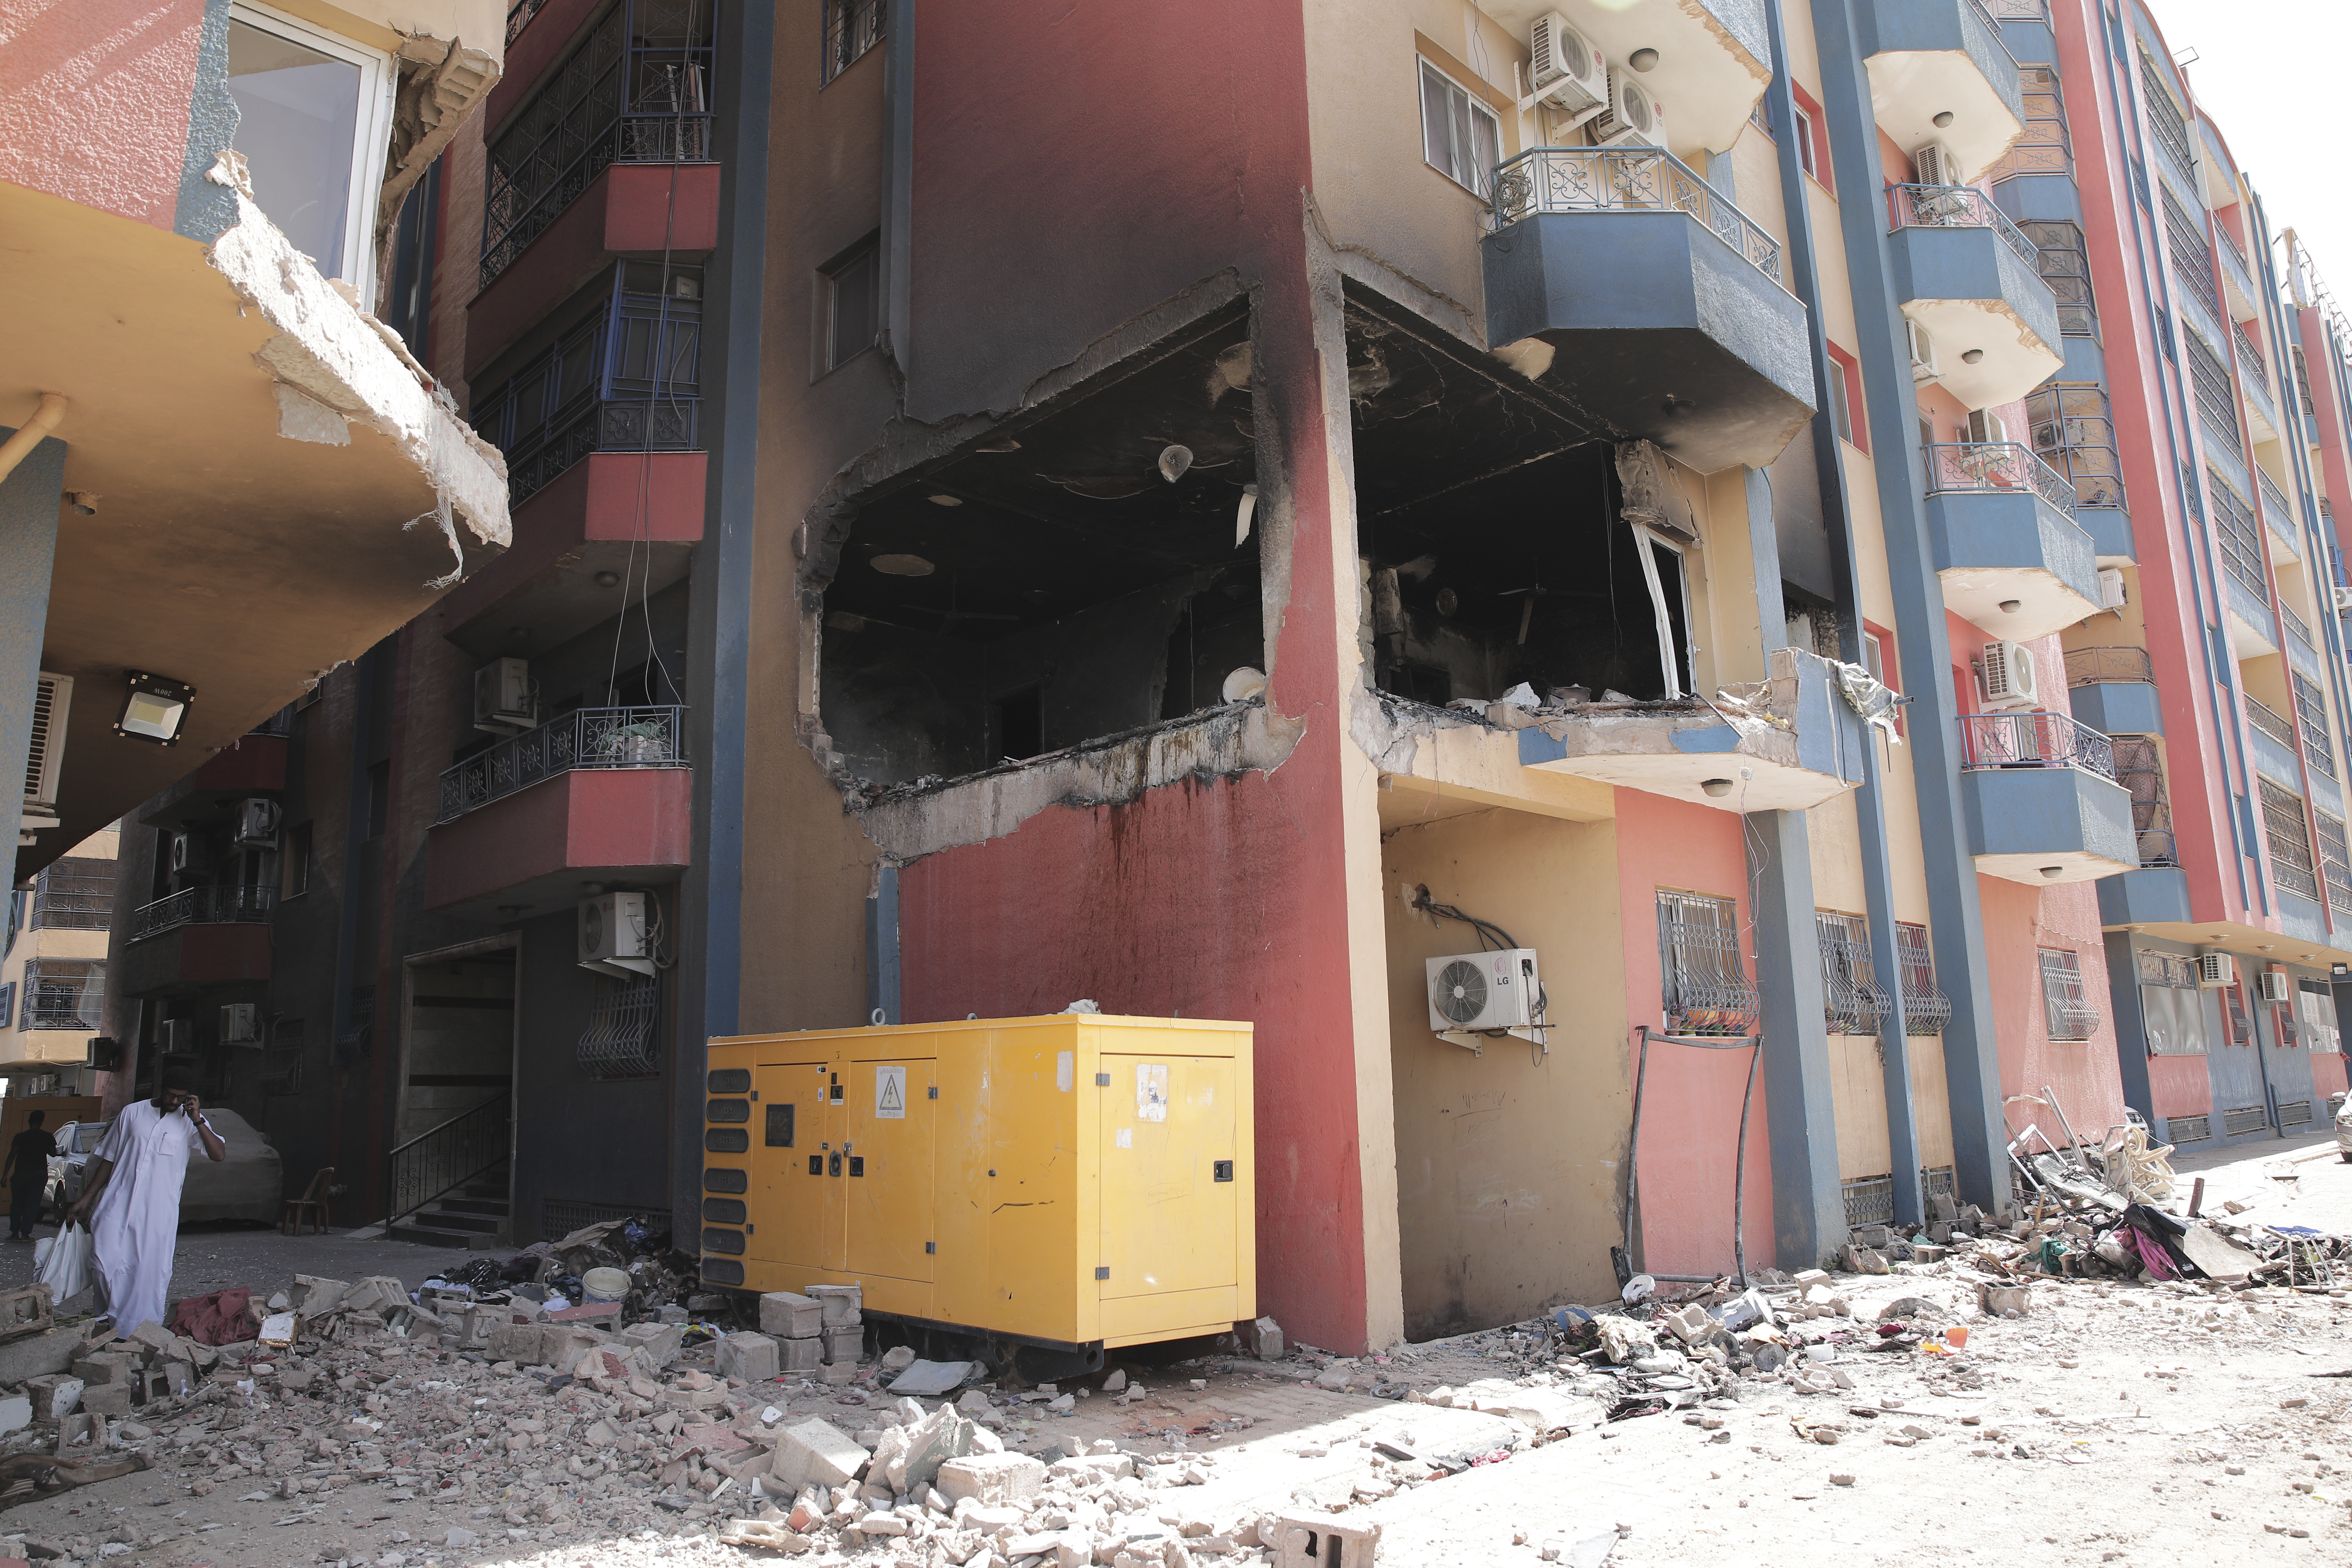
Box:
[1749,806,1849,1268]
[0,427,65,862]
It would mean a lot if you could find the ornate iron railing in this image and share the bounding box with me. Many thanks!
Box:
[438,706,687,824]
[2064,646,2154,686]
[1923,442,2077,514]
[2141,53,2197,184]
[2259,778,2321,900]
[2211,474,2266,596]
[2245,695,2297,750]
[32,856,115,931]
[1988,0,2048,18]
[1815,911,1890,1037]
[1991,66,2070,183]
[2258,467,2296,535]
[1892,923,1951,1036]
[385,1092,511,1225]
[130,884,274,942]
[1887,184,2038,266]
[2282,601,2316,654]
[506,0,550,45]
[2233,320,2270,395]
[2292,671,2337,780]
[482,0,717,288]
[1958,712,2118,779]
[1490,147,1785,286]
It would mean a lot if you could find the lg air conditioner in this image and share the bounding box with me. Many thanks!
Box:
[1980,639,2040,709]
[236,797,282,849]
[20,673,70,838]
[2258,969,2294,1004]
[1912,140,1960,187]
[2196,951,2236,989]
[579,890,655,979]
[2099,568,2128,610]
[1590,70,1665,147]
[1906,319,1941,385]
[1426,948,1546,1051]
[221,1002,261,1046]
[473,658,537,736]
[169,833,211,877]
[1526,13,1607,117]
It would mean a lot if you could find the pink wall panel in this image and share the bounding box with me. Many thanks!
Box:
[0,0,206,229]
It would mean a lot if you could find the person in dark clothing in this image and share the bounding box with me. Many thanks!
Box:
[1,1112,55,1240]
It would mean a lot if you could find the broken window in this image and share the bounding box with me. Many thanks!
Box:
[816,306,1262,787]
[2037,949,2098,1041]
[226,6,389,295]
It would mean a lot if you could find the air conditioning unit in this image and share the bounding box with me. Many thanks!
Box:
[473,658,537,735]
[235,797,281,849]
[2258,969,2294,1004]
[1912,139,1960,187]
[2099,568,2128,609]
[20,673,71,835]
[1527,13,1607,117]
[1426,948,1544,1046]
[1906,319,1941,385]
[169,833,210,877]
[2333,584,2352,613]
[221,1002,261,1046]
[158,1018,196,1052]
[2196,951,2236,989]
[1590,69,1665,147]
[1980,639,2040,709]
[578,890,655,979]
[1966,408,2009,446]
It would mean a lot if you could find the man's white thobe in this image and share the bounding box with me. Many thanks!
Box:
[89,1101,206,1335]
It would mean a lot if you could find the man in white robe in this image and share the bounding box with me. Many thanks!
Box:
[65,1067,226,1335]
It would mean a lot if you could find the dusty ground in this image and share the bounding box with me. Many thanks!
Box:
[0,1133,2340,1568]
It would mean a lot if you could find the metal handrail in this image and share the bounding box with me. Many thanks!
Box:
[2064,646,2154,686]
[130,884,274,941]
[384,1091,512,1225]
[2283,602,2315,653]
[506,0,549,45]
[438,706,687,824]
[2233,320,2269,385]
[1490,147,1785,287]
[1923,442,2078,515]
[2216,222,2250,277]
[1887,184,2037,266]
[1988,0,2048,16]
[1958,711,2118,779]
[2245,695,2297,749]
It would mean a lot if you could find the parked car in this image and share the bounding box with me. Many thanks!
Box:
[47,1111,282,1224]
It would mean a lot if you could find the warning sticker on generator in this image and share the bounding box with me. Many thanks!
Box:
[875,1065,907,1119]
[1135,1063,1169,1122]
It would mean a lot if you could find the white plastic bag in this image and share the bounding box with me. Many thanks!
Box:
[35,1222,91,1303]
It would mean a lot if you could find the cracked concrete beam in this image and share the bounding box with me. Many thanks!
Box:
[378,37,499,241]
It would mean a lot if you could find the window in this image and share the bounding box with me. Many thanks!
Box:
[22,961,103,1031]
[284,822,313,898]
[1862,622,1902,735]
[822,237,880,372]
[2300,980,2343,1054]
[1656,890,1758,1037]
[1419,60,1502,198]
[1789,84,1830,183]
[1629,527,1696,700]
[2135,949,2207,1057]
[821,0,885,85]
[32,857,115,931]
[225,4,393,301]
[0,982,14,1031]
[381,161,438,359]
[2138,49,2195,180]
[2162,187,2220,325]
[2209,471,2263,595]
[1791,104,1816,177]
[2037,949,2098,1040]
[1892,924,1950,1035]
[1825,344,1866,451]
[1815,911,1887,1036]
[2260,778,2320,900]
[2292,671,2336,780]
[2019,221,2098,338]
[2318,808,2352,916]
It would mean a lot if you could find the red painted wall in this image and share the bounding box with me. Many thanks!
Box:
[2146,1054,2212,1120]
[1979,875,2127,1144]
[0,0,205,229]
[438,451,706,637]
[424,765,691,909]
[1609,789,1776,1277]
[2315,1052,2348,1102]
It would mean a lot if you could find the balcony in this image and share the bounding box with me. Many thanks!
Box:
[1483,147,1816,475]
[119,886,274,998]
[1860,0,2028,184]
[137,733,287,832]
[425,707,690,920]
[1474,1,1771,157]
[2065,646,2161,735]
[2236,322,2281,443]
[1514,646,1869,812]
[1923,443,2100,638]
[2245,696,2304,788]
[1886,186,2064,408]
[1957,712,2136,884]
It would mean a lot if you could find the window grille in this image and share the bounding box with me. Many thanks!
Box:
[2135,949,2197,987]
[2208,471,2263,596]
[579,972,662,1078]
[2318,809,2352,916]
[2025,384,2123,509]
[2292,671,2337,780]
[2257,468,2298,540]
[31,857,115,931]
[2019,220,2097,337]
[264,1018,304,1096]
[820,0,884,85]
[1815,911,1889,1036]
[2185,331,2238,451]
[481,0,716,288]
[1893,922,1951,1036]
[1991,66,2070,181]
[2161,186,2219,324]
[1841,1175,1895,1227]
[2221,1104,2269,1136]
[2140,50,2196,181]
[2037,949,2099,1040]
[0,983,14,1030]
[2259,777,2320,900]
[2109,735,2176,867]
[1921,1165,1957,1204]
[2294,347,2319,419]
[2222,981,2252,1044]
[1656,891,1757,1037]
[22,960,102,1030]
[2167,1113,2211,1144]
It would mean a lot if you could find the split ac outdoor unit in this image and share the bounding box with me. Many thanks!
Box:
[1912,140,1960,187]
[579,890,655,979]
[1980,640,2039,709]
[1591,69,1665,147]
[1426,948,1544,1048]
[2258,969,2294,1004]
[221,1003,261,1046]
[1966,408,2009,446]
[2196,951,2236,989]
[2334,583,2352,614]
[2098,568,2128,609]
[1907,319,1940,385]
[169,833,210,876]
[1527,13,1607,116]
[21,673,71,835]
[236,797,282,849]
[473,658,537,735]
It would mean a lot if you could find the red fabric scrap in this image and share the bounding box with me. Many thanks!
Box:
[168,1287,259,1346]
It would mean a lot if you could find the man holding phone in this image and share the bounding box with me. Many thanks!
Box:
[65,1066,226,1335]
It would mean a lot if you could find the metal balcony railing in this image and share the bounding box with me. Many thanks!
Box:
[2234,320,2270,394]
[2245,695,2297,750]
[437,706,687,825]
[2283,602,2316,653]
[1490,147,1785,287]
[2216,222,2250,277]
[2258,468,2296,534]
[385,1092,511,1225]
[1958,711,2118,780]
[1887,184,2038,267]
[21,960,103,1031]
[2064,646,2154,687]
[505,0,548,44]
[129,884,275,942]
[1923,442,2078,515]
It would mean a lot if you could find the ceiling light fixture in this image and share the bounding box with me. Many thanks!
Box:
[927,493,964,506]
[115,670,194,746]
[1961,348,1985,364]
[1630,47,1660,71]
[1999,599,2022,613]
[1933,110,1955,127]
[594,570,621,587]
[1701,778,1734,798]
[2039,865,2064,879]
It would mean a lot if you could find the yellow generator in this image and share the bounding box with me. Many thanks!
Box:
[700,1014,1254,1366]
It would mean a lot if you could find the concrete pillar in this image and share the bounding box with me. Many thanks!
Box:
[1747,807,1846,1268]
[0,425,66,861]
